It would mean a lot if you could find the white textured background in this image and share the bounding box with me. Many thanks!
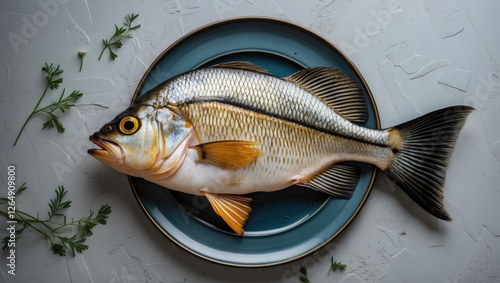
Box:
[1,0,499,282]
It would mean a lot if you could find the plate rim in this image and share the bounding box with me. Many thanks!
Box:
[128,16,381,268]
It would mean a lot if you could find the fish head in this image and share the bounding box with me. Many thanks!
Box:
[88,103,193,177]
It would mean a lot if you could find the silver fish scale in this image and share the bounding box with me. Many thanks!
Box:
[141,67,388,147]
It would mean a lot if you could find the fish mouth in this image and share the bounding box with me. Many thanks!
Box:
[88,133,122,161]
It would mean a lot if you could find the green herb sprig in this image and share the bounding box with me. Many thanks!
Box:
[0,183,111,256]
[98,13,141,61]
[299,266,311,283]
[13,63,83,146]
[327,257,347,274]
[297,258,347,282]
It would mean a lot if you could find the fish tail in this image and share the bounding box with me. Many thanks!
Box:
[383,106,474,221]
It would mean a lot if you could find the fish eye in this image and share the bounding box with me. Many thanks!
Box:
[118,116,140,135]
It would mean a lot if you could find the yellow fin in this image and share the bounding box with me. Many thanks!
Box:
[193,140,262,170]
[203,192,252,236]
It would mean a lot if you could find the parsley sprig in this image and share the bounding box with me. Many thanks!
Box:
[327,257,347,274]
[299,266,311,283]
[13,63,83,146]
[0,183,111,256]
[98,13,141,61]
[298,257,347,282]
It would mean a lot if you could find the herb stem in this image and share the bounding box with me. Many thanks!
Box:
[13,84,50,146]
[11,210,56,236]
[97,46,106,61]
[15,213,55,243]
[0,210,8,218]
[11,209,75,231]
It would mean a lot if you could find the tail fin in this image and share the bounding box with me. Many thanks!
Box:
[384,106,474,221]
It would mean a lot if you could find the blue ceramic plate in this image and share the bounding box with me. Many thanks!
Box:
[130,18,380,267]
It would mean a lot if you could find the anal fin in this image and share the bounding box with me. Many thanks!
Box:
[299,164,360,198]
[202,192,252,236]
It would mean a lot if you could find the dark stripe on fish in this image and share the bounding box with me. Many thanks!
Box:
[183,97,390,149]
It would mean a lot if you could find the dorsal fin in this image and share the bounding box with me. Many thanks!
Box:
[286,67,368,124]
[211,61,272,76]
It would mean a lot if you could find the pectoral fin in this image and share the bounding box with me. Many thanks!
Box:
[202,192,252,236]
[193,140,262,170]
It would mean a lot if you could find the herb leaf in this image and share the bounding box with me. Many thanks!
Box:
[42,63,63,89]
[96,204,112,225]
[56,235,89,256]
[77,204,112,237]
[98,13,140,61]
[48,186,72,219]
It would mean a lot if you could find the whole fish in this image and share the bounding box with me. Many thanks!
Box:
[88,62,473,235]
